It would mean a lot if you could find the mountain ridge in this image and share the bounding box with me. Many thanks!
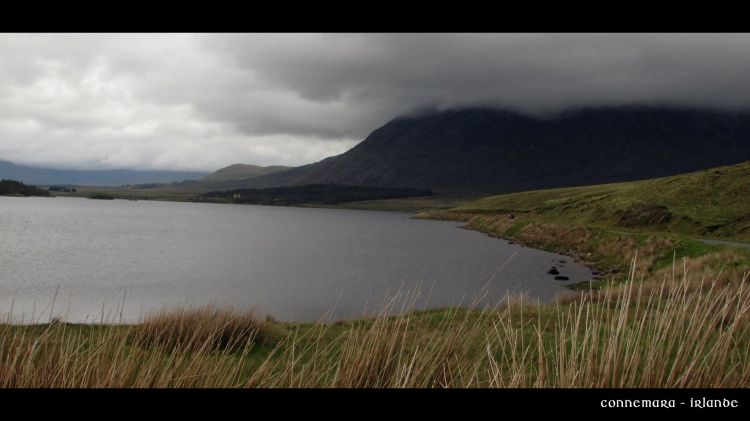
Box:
[0,160,208,187]
[235,106,750,194]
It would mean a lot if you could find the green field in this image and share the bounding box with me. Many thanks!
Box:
[454,161,750,241]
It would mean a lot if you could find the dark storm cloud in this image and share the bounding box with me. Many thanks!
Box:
[1,33,750,171]
[196,33,750,137]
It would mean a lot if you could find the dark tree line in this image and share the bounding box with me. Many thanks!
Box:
[198,184,433,205]
[0,179,50,196]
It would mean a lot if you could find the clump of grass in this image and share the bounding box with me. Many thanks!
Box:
[133,306,270,352]
[652,240,720,270]
[0,321,252,387]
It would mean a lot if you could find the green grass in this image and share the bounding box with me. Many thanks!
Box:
[415,162,750,284]
[503,221,529,237]
[454,161,750,241]
[651,240,722,270]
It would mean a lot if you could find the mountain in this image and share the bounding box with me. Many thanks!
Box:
[200,164,291,183]
[0,160,208,187]
[238,106,750,194]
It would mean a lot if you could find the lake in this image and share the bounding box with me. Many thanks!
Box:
[0,196,592,323]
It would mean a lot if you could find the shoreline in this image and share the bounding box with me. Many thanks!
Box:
[2,194,587,326]
[413,210,613,290]
[11,192,749,297]
[451,218,608,290]
[473,227,606,283]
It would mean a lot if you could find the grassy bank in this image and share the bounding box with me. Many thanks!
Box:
[416,162,750,288]
[1,259,748,387]
[452,161,750,241]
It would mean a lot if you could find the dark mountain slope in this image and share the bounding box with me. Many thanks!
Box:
[240,106,750,194]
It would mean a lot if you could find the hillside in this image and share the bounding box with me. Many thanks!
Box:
[200,164,291,183]
[452,161,750,240]
[238,106,750,194]
[0,160,207,187]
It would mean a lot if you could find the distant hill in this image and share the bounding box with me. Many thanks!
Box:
[0,160,208,187]
[454,161,750,240]
[237,106,750,194]
[201,164,291,183]
[136,163,294,194]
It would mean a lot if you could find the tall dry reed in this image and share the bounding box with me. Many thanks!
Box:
[0,257,748,387]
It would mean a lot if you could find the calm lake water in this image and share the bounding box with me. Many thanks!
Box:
[0,196,592,323]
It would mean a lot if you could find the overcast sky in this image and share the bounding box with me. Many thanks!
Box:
[2,33,750,172]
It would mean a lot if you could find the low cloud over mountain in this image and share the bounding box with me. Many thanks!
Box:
[2,34,750,172]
